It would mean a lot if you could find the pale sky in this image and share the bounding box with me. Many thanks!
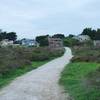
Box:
[0,0,100,39]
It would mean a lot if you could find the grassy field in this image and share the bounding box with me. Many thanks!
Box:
[0,60,49,89]
[60,62,100,100]
[60,46,100,100]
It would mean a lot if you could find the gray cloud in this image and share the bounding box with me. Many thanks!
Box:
[0,0,100,39]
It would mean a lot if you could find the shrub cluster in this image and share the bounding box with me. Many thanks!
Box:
[0,47,64,76]
[32,47,64,61]
[71,46,100,63]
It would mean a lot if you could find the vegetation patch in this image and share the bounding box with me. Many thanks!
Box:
[59,62,100,100]
[0,46,64,88]
[0,60,48,89]
[60,46,100,100]
[72,46,100,63]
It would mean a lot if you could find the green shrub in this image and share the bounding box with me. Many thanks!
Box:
[32,52,49,61]
[72,46,100,63]
[72,55,100,62]
[0,46,64,76]
[64,38,80,47]
[49,50,65,58]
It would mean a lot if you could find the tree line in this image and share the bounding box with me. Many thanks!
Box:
[36,34,65,46]
[0,27,100,46]
[0,29,17,41]
[36,28,100,47]
[81,28,100,40]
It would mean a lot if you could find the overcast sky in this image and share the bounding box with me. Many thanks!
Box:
[0,0,100,39]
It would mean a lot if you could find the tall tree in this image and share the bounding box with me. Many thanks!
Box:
[68,34,75,38]
[36,35,49,46]
[52,34,65,39]
[95,29,100,40]
[0,31,7,41]
[81,28,96,40]
[6,32,17,41]
[0,30,17,41]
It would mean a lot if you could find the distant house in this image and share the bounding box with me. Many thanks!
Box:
[21,38,39,47]
[0,39,14,46]
[48,37,63,50]
[73,35,91,42]
[93,40,100,47]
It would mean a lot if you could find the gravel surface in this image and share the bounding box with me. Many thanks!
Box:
[0,47,72,100]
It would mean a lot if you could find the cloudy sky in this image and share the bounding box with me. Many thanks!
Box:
[0,0,100,39]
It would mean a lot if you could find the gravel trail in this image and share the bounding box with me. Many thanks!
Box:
[0,47,72,100]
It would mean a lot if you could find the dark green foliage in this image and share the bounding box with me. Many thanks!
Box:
[32,47,64,61]
[0,47,32,76]
[68,34,75,38]
[72,46,100,63]
[6,32,17,41]
[0,47,64,76]
[63,37,80,47]
[81,28,95,40]
[0,30,17,41]
[14,40,22,44]
[52,34,65,39]
[49,50,65,58]
[0,31,7,41]
[95,29,100,40]
[81,28,100,40]
[32,47,49,61]
[36,35,49,46]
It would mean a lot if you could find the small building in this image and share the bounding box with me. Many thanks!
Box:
[0,39,14,46]
[73,35,91,42]
[93,40,100,47]
[21,38,39,47]
[48,37,63,50]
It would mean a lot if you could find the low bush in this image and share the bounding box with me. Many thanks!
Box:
[0,46,64,76]
[32,47,64,61]
[72,46,100,63]
[49,50,65,58]
[72,55,100,63]
[32,52,49,61]
[64,38,80,47]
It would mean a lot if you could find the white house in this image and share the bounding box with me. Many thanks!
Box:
[0,39,14,46]
[21,39,39,47]
[73,35,91,42]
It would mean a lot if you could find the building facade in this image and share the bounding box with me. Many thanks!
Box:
[48,37,63,50]
[73,35,91,42]
[0,39,14,46]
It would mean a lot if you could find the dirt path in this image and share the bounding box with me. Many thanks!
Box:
[0,47,72,100]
